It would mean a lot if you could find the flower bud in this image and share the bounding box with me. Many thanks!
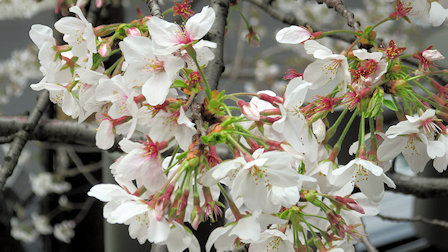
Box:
[126,27,141,37]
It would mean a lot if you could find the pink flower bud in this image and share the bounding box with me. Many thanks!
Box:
[98,43,109,57]
[126,27,141,37]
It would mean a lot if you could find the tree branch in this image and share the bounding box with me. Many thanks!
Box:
[386,170,448,198]
[205,0,230,90]
[145,0,162,18]
[361,219,378,252]
[0,116,122,152]
[314,0,360,31]
[0,91,50,189]
[245,0,353,43]
[377,213,448,229]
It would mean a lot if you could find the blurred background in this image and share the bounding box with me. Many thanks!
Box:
[1,0,448,251]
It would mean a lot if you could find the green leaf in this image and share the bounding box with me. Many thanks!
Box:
[384,99,398,111]
[172,79,187,88]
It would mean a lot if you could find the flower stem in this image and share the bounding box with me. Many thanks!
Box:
[371,16,392,31]
[323,108,348,144]
[329,110,358,162]
[186,45,212,100]
[217,183,243,220]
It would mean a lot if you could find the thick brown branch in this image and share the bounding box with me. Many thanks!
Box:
[314,0,360,31]
[0,116,122,153]
[377,214,448,229]
[205,0,230,90]
[145,0,162,18]
[386,170,448,198]
[0,91,50,189]
[245,0,352,43]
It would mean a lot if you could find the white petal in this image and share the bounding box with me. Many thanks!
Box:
[430,2,448,26]
[96,120,115,150]
[29,25,54,49]
[185,6,216,40]
[275,26,310,44]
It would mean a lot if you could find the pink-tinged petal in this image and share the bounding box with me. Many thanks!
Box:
[185,6,216,40]
[119,36,154,64]
[29,25,54,49]
[377,136,407,161]
[429,2,448,27]
[96,120,114,150]
[87,184,122,202]
[423,49,445,61]
[275,26,310,44]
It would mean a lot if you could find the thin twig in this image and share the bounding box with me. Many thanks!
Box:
[59,162,102,178]
[145,0,162,17]
[314,0,360,31]
[245,0,353,43]
[65,148,99,185]
[361,218,378,252]
[0,91,50,189]
[205,0,230,91]
[377,214,448,229]
[74,198,95,224]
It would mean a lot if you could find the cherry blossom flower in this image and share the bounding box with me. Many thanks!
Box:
[112,138,167,195]
[31,214,53,235]
[10,218,38,243]
[249,229,295,251]
[30,172,71,197]
[147,6,216,54]
[303,40,351,92]
[330,158,395,202]
[201,149,303,212]
[351,49,388,87]
[120,36,184,105]
[54,6,97,57]
[377,109,445,173]
[273,77,319,163]
[53,220,76,243]
[146,107,196,150]
[206,211,285,252]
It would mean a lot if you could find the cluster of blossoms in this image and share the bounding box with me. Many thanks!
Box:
[27,0,448,251]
